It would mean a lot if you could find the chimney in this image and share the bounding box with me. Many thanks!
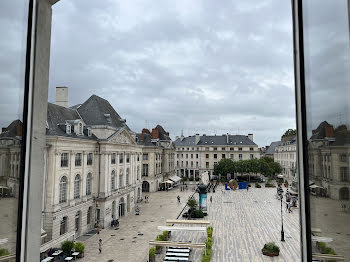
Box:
[248,133,253,142]
[17,122,22,137]
[325,125,334,138]
[226,133,229,144]
[195,134,200,144]
[56,87,68,108]
[175,136,179,140]
[141,128,150,139]
[152,128,159,139]
[1,127,7,133]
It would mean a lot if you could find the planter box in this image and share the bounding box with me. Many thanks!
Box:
[262,250,279,257]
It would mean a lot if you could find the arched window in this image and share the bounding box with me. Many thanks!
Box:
[74,174,81,199]
[86,173,92,196]
[126,168,129,186]
[111,170,115,190]
[59,176,67,203]
[119,169,123,188]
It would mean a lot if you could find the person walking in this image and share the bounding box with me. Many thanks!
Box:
[246,185,249,191]
[98,239,102,253]
[210,195,212,204]
[177,195,181,204]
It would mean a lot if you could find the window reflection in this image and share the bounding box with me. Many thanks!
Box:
[0,0,29,258]
[303,0,350,260]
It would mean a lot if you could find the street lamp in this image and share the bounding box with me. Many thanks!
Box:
[278,190,285,241]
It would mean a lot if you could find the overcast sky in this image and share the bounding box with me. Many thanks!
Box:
[46,0,296,147]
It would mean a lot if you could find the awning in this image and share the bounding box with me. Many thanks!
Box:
[165,180,174,184]
[277,175,284,178]
[169,176,181,183]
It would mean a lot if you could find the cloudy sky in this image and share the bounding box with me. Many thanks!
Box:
[46,0,296,147]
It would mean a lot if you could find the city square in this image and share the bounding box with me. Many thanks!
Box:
[78,185,300,262]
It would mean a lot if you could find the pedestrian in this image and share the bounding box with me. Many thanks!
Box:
[98,239,102,253]
[185,184,188,190]
[210,196,212,203]
[246,186,249,191]
[286,202,289,211]
[288,203,292,213]
[177,195,180,204]
[97,224,100,235]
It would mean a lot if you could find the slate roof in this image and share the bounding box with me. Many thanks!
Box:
[77,95,129,130]
[155,125,171,141]
[46,103,97,140]
[174,135,257,147]
[0,119,22,138]
[265,141,281,155]
[310,121,332,140]
[136,133,155,146]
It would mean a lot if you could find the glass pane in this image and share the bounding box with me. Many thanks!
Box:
[0,0,29,258]
[303,0,350,259]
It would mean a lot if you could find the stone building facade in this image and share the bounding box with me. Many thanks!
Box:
[308,121,350,200]
[274,136,297,179]
[136,126,176,192]
[174,133,260,179]
[40,90,143,250]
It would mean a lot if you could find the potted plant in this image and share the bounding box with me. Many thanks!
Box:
[149,247,156,262]
[0,249,9,257]
[262,242,280,257]
[74,242,85,258]
[61,240,75,255]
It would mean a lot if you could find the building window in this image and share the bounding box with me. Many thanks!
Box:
[74,174,81,199]
[126,168,129,186]
[222,147,225,151]
[60,217,68,235]
[186,154,188,158]
[191,161,193,167]
[177,161,179,167]
[181,161,183,167]
[230,147,234,151]
[196,162,199,167]
[214,162,218,166]
[86,173,92,196]
[206,154,209,158]
[250,147,254,151]
[250,154,254,159]
[214,154,217,159]
[119,169,123,188]
[230,154,234,160]
[79,123,83,135]
[222,154,225,158]
[239,154,243,160]
[75,153,81,166]
[340,154,347,162]
[196,154,199,158]
[87,207,92,225]
[59,176,68,203]
[191,154,193,158]
[120,154,124,163]
[111,170,115,190]
[143,154,148,160]
[61,153,69,167]
[66,124,71,134]
[238,147,242,151]
[137,166,140,180]
[185,161,188,167]
[206,162,209,169]
[142,164,148,177]
[111,153,116,164]
[213,147,217,151]
[137,154,140,161]
[205,147,209,151]
[340,167,349,181]
[126,154,130,163]
[87,153,93,165]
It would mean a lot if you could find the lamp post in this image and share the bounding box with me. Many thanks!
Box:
[279,191,285,241]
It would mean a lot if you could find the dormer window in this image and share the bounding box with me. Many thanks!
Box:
[104,114,112,124]
[78,123,83,135]
[66,124,71,134]
[71,125,74,133]
[87,128,92,137]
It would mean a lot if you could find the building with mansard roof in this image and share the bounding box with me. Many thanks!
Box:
[136,125,176,192]
[40,87,144,251]
[174,133,260,179]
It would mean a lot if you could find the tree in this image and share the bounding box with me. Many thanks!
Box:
[213,158,235,178]
[283,129,296,137]
[187,196,197,218]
